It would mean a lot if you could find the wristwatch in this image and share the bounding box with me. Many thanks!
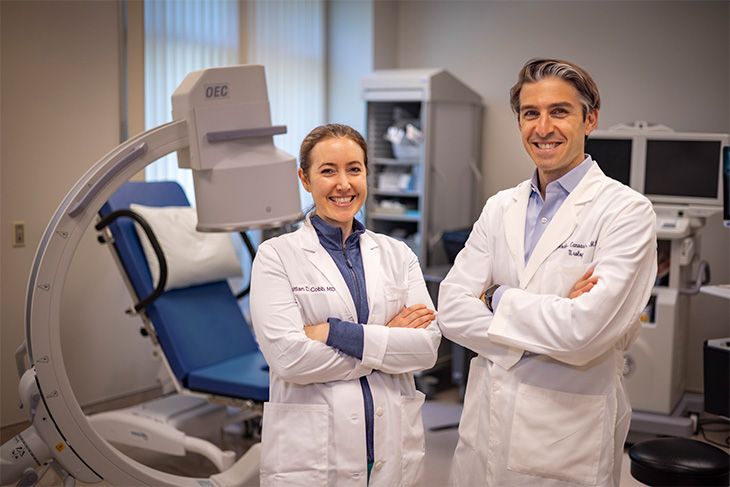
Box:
[484,284,500,313]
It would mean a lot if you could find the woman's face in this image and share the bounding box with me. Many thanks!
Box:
[299,137,367,235]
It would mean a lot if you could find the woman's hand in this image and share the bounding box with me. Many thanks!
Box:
[569,268,598,299]
[304,322,330,343]
[305,303,435,342]
[386,304,435,329]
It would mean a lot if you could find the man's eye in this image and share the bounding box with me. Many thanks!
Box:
[522,110,538,119]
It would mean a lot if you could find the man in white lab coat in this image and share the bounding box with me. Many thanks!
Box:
[438,58,657,486]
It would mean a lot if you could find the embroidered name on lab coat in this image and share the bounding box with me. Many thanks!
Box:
[557,240,597,258]
[292,285,336,293]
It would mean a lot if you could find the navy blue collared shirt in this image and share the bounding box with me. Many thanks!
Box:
[310,215,368,356]
[310,215,375,464]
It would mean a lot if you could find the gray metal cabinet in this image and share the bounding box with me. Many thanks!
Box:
[361,69,483,266]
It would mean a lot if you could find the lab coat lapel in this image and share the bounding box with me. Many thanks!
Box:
[299,222,358,321]
[521,202,577,286]
[521,165,604,287]
[359,231,381,319]
[503,182,530,282]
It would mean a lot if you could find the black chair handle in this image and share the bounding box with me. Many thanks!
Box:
[236,231,257,300]
[96,209,168,312]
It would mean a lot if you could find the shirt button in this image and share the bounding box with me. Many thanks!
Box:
[374,462,383,470]
[376,407,384,416]
[524,351,532,356]
[541,217,548,224]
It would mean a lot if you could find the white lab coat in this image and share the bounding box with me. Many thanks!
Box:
[250,217,441,487]
[439,164,657,486]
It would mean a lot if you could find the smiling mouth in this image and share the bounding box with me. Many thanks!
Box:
[534,142,561,149]
[330,196,356,205]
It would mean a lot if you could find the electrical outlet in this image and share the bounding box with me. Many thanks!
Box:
[13,222,25,247]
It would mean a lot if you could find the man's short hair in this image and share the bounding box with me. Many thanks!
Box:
[510,58,601,121]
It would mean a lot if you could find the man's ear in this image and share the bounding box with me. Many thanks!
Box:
[585,110,598,135]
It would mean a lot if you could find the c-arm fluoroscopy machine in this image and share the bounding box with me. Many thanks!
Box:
[0,65,303,486]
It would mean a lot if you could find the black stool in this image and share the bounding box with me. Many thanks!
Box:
[628,437,729,486]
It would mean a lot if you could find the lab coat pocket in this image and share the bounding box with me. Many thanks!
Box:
[544,262,588,298]
[400,392,426,486]
[457,357,486,449]
[507,383,605,485]
[260,402,329,487]
[384,285,408,322]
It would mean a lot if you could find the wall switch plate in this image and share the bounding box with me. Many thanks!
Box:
[13,221,25,247]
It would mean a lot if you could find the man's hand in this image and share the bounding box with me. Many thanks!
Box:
[569,268,598,299]
[387,304,435,329]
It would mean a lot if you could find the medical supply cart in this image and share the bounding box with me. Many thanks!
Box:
[361,69,482,266]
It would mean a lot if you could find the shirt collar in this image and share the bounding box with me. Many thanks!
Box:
[530,155,595,196]
[310,214,365,251]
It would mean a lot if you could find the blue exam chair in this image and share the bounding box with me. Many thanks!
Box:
[98,181,269,402]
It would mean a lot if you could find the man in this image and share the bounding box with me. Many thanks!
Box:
[438,59,657,486]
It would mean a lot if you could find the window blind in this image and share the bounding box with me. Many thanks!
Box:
[143,0,240,203]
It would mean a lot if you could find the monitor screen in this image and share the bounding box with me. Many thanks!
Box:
[585,138,632,186]
[644,139,721,199]
[722,146,730,228]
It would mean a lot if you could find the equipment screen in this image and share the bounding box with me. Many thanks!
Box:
[722,146,730,227]
[585,138,632,186]
[644,139,721,198]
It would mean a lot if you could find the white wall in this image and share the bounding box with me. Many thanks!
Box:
[1,0,158,427]
[388,0,730,392]
[393,0,729,197]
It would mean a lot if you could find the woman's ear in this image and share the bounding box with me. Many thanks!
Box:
[298,167,311,193]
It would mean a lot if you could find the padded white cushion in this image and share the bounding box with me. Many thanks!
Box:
[130,204,242,290]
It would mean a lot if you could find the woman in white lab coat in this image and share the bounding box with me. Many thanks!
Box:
[250,124,441,487]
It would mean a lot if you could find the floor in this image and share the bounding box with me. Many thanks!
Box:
[2,387,728,486]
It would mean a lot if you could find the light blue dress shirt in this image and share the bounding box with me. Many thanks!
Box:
[492,156,595,309]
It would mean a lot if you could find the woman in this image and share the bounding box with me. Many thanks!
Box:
[250,124,441,487]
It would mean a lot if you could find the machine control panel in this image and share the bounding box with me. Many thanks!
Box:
[655,217,691,239]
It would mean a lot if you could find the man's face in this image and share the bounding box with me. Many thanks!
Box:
[518,77,598,187]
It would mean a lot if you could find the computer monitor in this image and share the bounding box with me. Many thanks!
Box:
[644,136,725,207]
[584,137,633,186]
[722,147,730,228]
[586,129,728,210]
